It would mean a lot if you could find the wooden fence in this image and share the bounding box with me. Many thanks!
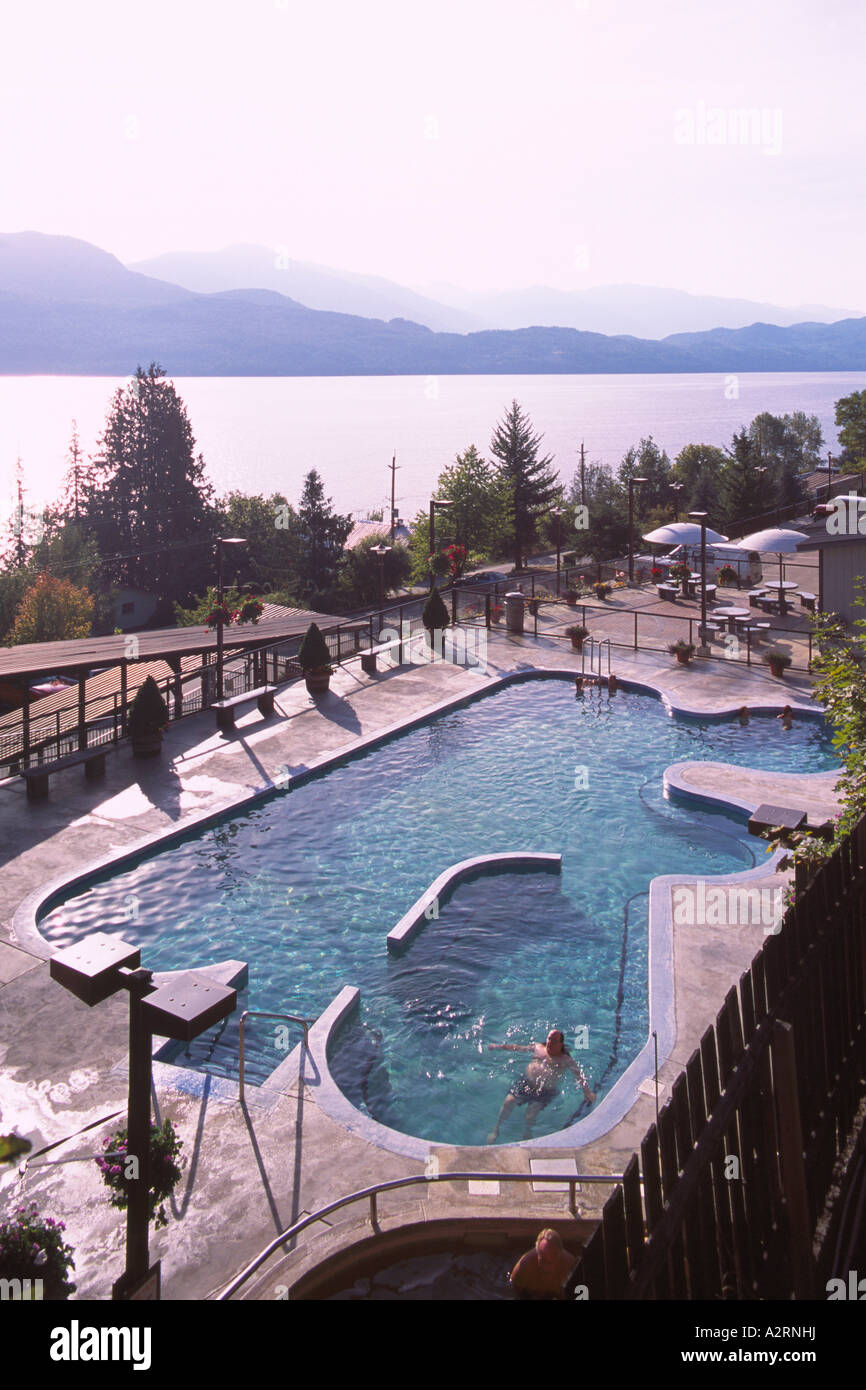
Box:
[569,815,866,1299]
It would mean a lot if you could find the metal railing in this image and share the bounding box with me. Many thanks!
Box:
[581,636,611,676]
[216,1168,625,1300]
[238,1010,312,1104]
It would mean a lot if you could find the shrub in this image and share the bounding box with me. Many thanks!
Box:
[96,1119,184,1231]
[422,587,450,632]
[669,562,691,583]
[668,639,695,659]
[764,648,792,670]
[298,621,333,672]
[565,624,589,641]
[594,583,611,599]
[128,675,169,739]
[0,1202,76,1299]
[717,564,738,584]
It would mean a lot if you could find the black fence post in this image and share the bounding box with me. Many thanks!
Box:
[451,584,457,625]
[485,593,491,629]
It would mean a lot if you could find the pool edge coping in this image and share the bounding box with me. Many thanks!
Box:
[10,662,830,1161]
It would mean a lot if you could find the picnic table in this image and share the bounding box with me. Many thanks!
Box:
[714,607,749,632]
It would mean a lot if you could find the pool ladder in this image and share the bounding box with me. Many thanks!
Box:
[581,636,611,676]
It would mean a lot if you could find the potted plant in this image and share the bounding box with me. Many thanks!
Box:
[668,638,696,665]
[205,601,235,630]
[651,566,664,582]
[0,1201,76,1299]
[669,561,691,595]
[565,623,589,651]
[528,597,541,617]
[490,603,504,623]
[717,564,738,587]
[96,1118,185,1231]
[422,586,451,647]
[128,674,169,757]
[565,589,578,607]
[299,621,334,693]
[594,582,611,600]
[764,647,792,678]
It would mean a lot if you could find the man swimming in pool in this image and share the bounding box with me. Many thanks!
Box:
[487,1029,596,1142]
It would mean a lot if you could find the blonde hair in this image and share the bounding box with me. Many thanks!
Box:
[536,1228,562,1250]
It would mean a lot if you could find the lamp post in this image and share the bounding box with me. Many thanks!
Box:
[627,477,648,584]
[827,450,833,501]
[549,506,564,596]
[215,537,247,702]
[370,543,391,633]
[689,510,709,653]
[429,498,453,587]
[50,934,237,1299]
[669,483,684,522]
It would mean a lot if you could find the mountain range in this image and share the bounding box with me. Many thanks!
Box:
[130,244,860,339]
[2,231,866,376]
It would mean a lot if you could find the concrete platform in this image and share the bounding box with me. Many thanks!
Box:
[0,622,839,1299]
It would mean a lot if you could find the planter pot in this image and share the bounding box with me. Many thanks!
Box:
[528,601,540,617]
[304,668,332,694]
[131,731,163,758]
[565,596,578,608]
[570,636,585,651]
[675,652,691,665]
[768,661,787,678]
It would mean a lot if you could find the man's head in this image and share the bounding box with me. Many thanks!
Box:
[546,1029,565,1055]
[536,1228,563,1264]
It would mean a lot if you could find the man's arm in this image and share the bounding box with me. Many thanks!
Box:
[489,1043,534,1052]
[569,1059,596,1103]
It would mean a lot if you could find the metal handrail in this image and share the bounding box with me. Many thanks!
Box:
[238,1010,313,1104]
[216,1168,625,1300]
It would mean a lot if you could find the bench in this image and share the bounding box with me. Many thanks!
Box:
[799,592,816,612]
[21,747,107,803]
[748,589,767,607]
[212,685,277,732]
[657,584,678,601]
[757,597,779,614]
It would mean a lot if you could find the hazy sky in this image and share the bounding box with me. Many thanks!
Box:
[3,0,865,306]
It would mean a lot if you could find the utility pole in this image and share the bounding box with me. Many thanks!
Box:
[389,452,400,543]
[579,441,586,509]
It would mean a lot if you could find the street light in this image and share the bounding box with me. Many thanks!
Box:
[50,933,237,1299]
[370,543,391,631]
[429,499,453,587]
[215,537,247,702]
[669,483,684,522]
[627,478,648,584]
[689,510,710,653]
[549,507,564,596]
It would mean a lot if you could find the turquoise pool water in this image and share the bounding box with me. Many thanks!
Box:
[38,679,837,1146]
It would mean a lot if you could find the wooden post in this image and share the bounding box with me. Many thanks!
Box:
[771,1019,815,1299]
[168,656,183,721]
[120,662,128,736]
[77,669,87,751]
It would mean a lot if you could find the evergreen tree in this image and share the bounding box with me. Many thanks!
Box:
[60,421,96,523]
[570,463,629,566]
[215,491,303,595]
[673,443,728,517]
[720,429,768,531]
[86,363,216,604]
[617,437,673,521]
[835,390,866,468]
[296,470,352,602]
[489,401,559,569]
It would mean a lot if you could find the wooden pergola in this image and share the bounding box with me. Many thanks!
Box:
[0,606,368,768]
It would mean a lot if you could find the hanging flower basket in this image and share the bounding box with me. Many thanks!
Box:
[238,597,264,624]
[96,1119,185,1231]
[0,1202,76,1299]
[205,604,234,630]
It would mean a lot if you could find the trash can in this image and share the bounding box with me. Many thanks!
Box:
[505,590,525,634]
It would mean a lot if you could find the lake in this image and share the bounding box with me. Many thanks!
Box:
[1,371,861,522]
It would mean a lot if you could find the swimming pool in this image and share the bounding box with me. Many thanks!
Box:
[37,678,837,1147]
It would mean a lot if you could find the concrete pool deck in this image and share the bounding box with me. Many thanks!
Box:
[0,625,841,1299]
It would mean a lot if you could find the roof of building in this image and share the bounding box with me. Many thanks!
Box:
[0,603,350,681]
[345,519,410,551]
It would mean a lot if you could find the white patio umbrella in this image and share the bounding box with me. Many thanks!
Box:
[642,522,728,548]
[736,527,810,591]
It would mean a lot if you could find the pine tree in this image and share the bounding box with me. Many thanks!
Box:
[86,364,216,604]
[489,401,559,569]
[721,429,768,531]
[60,421,95,523]
[296,470,352,601]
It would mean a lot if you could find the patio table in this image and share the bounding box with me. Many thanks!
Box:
[714,607,750,632]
